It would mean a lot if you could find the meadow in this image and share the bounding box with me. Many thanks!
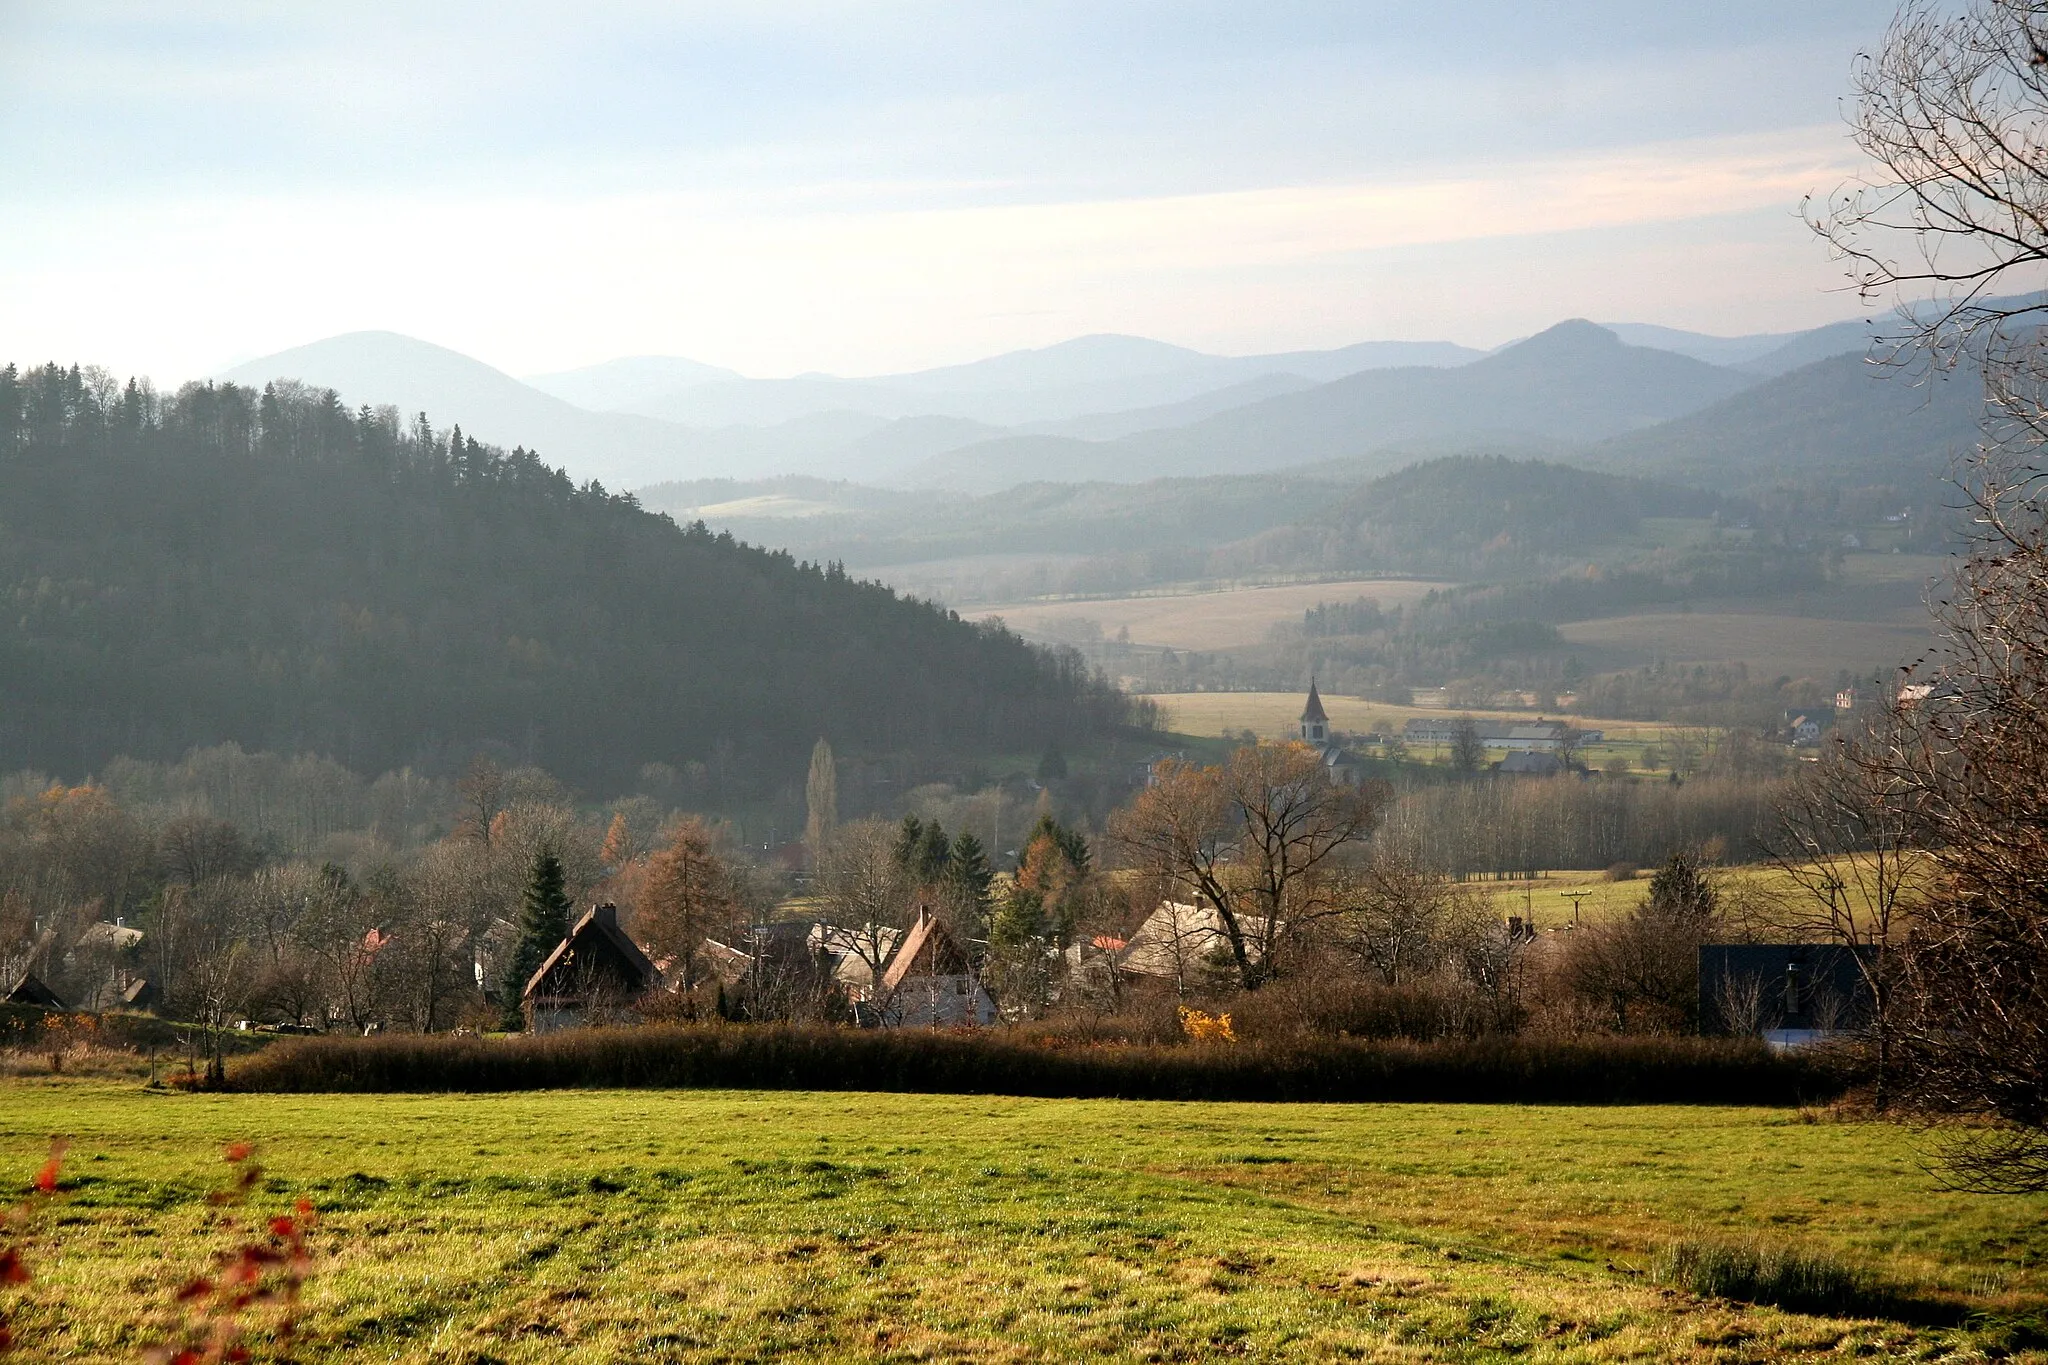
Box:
[4,1080,2045,1363]
[1150,691,1682,747]
[975,579,1450,652]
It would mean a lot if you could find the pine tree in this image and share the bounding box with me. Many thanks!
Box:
[503,852,571,1028]
[892,816,924,872]
[1646,851,1717,927]
[1036,741,1068,782]
[945,832,995,941]
[916,819,952,883]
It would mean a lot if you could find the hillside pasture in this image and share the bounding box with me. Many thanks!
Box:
[975,578,1450,651]
[3,1082,2044,1363]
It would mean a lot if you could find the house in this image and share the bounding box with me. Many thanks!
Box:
[1118,900,1272,989]
[4,970,67,1010]
[1697,943,1877,1047]
[703,921,847,1021]
[1786,714,1823,746]
[875,908,996,1027]
[522,903,659,1032]
[65,920,146,1012]
[704,916,986,1026]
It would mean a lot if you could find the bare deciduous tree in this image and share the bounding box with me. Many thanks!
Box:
[1768,743,1925,1111]
[1109,742,1383,991]
[1816,0,2048,1190]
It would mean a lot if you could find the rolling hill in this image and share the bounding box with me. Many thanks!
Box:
[1582,350,1984,492]
[899,322,1757,492]
[0,362,1137,791]
[528,334,1487,429]
[221,332,725,489]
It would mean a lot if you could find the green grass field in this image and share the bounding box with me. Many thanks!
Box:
[1483,859,1932,932]
[3,1080,2043,1362]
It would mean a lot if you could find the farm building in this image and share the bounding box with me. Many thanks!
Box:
[1402,718,1596,751]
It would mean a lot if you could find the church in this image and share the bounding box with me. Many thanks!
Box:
[1297,680,1367,786]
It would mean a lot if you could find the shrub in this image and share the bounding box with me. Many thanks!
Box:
[1605,863,1639,882]
[231,1026,1846,1106]
[1656,1238,1960,1324]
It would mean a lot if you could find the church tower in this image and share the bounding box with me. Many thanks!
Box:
[1299,679,1329,744]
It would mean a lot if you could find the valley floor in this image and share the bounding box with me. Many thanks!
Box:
[3,1081,2043,1362]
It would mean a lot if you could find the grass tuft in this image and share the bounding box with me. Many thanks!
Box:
[1656,1237,1961,1325]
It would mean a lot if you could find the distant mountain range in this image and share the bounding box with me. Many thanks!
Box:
[216,311,1908,494]
[900,321,1755,493]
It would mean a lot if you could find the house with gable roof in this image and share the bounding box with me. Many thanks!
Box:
[875,908,995,1027]
[521,903,659,1032]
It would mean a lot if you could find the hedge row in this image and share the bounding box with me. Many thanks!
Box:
[231,1026,1848,1105]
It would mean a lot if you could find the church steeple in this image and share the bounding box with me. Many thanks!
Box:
[1299,679,1329,744]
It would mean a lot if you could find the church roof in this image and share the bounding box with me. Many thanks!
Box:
[1300,681,1328,725]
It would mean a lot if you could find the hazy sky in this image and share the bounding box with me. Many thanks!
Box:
[0,1,1899,381]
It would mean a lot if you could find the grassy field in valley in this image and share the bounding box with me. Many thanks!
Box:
[3,1080,2045,1362]
[1150,692,1683,745]
[974,579,1450,652]
[1480,859,1923,932]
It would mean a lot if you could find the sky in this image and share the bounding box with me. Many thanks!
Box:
[0,1,1902,382]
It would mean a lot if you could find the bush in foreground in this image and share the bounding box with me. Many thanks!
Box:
[231,1026,1845,1104]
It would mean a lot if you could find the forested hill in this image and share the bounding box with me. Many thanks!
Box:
[0,363,1138,790]
[1230,456,1739,579]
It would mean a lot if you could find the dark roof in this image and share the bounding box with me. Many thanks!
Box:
[523,904,658,1001]
[5,971,67,1010]
[1300,681,1328,725]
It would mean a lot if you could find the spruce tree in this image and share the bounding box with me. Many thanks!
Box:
[945,832,995,940]
[503,851,571,1028]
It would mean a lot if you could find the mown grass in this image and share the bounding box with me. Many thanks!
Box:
[3,1080,2045,1362]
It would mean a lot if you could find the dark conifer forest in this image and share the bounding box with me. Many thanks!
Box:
[0,363,1139,789]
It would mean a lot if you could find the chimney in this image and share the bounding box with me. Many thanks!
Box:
[593,903,618,929]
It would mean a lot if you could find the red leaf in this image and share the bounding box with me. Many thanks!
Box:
[32,1163,60,1195]
[174,1276,213,1302]
[222,1143,253,1164]
[0,1249,26,1285]
[294,1198,315,1220]
[269,1217,295,1239]
[0,1322,15,1350]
